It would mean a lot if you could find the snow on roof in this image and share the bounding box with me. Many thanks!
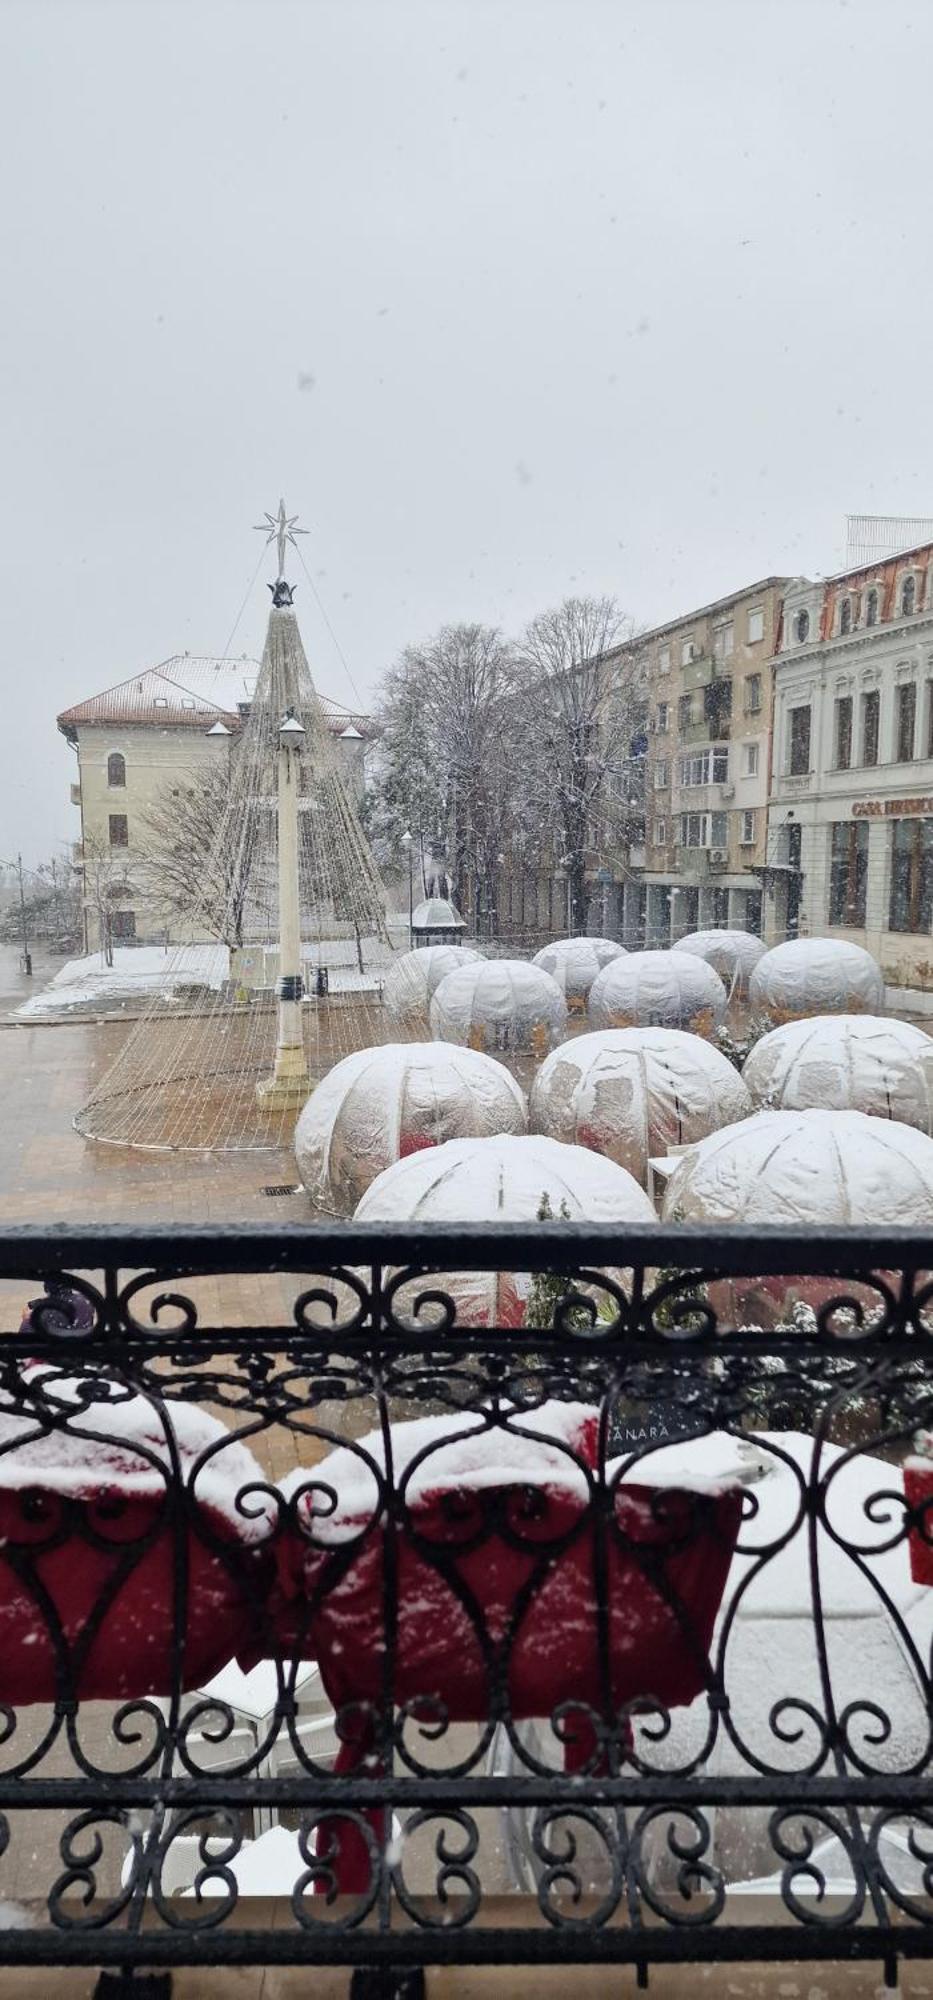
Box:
[57,655,371,737]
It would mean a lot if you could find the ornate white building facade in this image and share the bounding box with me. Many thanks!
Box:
[765,543,933,1010]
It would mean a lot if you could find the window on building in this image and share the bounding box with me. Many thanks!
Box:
[902,575,917,616]
[745,672,762,713]
[839,598,852,636]
[680,747,730,787]
[153,695,168,708]
[653,817,666,846]
[889,818,933,934]
[110,909,136,941]
[704,677,732,733]
[656,701,669,733]
[680,813,705,848]
[710,812,728,848]
[742,741,759,778]
[658,645,671,674]
[834,695,853,770]
[181,696,196,710]
[861,689,880,767]
[740,810,756,844]
[681,637,698,666]
[108,814,128,848]
[865,589,879,628]
[829,821,868,928]
[794,609,810,644]
[678,692,693,731]
[896,682,917,762]
[107,751,126,788]
[747,607,764,644]
[927,686,933,759]
[654,760,669,789]
[713,620,734,659]
[712,745,729,783]
[789,705,811,775]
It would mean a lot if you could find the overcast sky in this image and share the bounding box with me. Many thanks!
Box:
[3,0,933,864]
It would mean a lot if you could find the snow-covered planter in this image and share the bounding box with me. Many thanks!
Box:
[294,1042,527,1215]
[748,938,884,1023]
[353,1132,657,1326]
[743,1013,933,1131]
[0,1375,273,1703]
[529,1026,752,1187]
[275,1404,745,1894]
[382,945,484,1029]
[661,1107,933,1326]
[532,936,627,1012]
[675,929,767,999]
[430,959,567,1057]
[588,951,727,1035]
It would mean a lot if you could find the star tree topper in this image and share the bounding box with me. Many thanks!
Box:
[254,500,309,603]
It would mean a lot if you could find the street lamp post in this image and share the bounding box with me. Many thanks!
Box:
[401,830,414,949]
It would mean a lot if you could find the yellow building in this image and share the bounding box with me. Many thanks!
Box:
[58,654,369,951]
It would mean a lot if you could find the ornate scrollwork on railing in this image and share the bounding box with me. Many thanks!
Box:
[0,1220,929,1986]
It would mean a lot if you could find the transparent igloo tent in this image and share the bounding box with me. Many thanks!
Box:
[748,938,884,1021]
[294,1041,527,1214]
[744,1014,933,1131]
[354,1131,657,1326]
[430,958,567,1056]
[530,1026,751,1186]
[382,944,484,1030]
[588,950,727,1034]
[532,936,627,1011]
[675,928,767,998]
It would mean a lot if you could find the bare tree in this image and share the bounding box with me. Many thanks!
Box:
[139,763,256,948]
[366,624,522,929]
[514,597,645,933]
[78,833,136,967]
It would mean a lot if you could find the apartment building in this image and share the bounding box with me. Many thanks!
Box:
[622,577,788,946]
[765,542,933,1005]
[58,654,369,951]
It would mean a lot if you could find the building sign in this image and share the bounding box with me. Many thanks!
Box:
[852,797,933,819]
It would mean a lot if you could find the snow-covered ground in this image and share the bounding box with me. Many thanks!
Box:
[14,937,403,1018]
[15,945,229,1017]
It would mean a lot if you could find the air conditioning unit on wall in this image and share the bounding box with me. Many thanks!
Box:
[709,849,728,868]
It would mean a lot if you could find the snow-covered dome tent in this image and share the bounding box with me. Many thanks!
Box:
[354,1132,657,1326]
[430,958,568,1056]
[675,929,767,998]
[662,1107,933,1226]
[410,897,466,946]
[660,1107,933,1324]
[748,938,884,1022]
[382,944,484,1029]
[529,1027,752,1186]
[532,936,627,1011]
[294,1041,528,1213]
[588,950,727,1034]
[744,1014,933,1132]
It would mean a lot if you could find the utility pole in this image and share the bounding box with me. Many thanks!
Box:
[15,856,31,976]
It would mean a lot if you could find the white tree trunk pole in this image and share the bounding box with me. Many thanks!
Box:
[277,733,303,1055]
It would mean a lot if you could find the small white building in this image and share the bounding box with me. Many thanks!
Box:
[765,543,933,1010]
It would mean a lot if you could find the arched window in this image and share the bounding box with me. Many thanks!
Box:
[794,609,810,644]
[866,589,878,628]
[902,575,916,616]
[839,598,852,635]
[107,751,126,788]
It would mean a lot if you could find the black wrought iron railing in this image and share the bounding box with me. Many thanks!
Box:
[0,1221,930,1997]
